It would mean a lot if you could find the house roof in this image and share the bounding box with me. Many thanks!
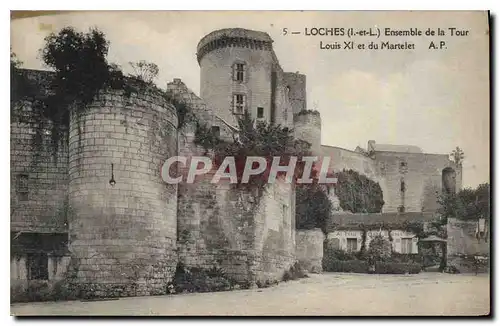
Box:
[325,212,437,232]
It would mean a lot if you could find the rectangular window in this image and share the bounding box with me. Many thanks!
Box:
[257,107,264,119]
[211,126,220,138]
[17,174,29,201]
[401,238,413,254]
[27,253,49,280]
[234,63,245,82]
[233,94,246,114]
[346,238,358,252]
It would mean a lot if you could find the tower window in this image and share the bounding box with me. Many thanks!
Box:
[233,63,246,82]
[232,94,246,114]
[257,107,264,119]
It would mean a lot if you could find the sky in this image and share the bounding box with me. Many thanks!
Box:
[10,11,490,188]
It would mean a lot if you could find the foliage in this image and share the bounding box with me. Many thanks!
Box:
[335,169,384,213]
[295,184,332,232]
[390,253,422,264]
[450,146,465,166]
[282,261,308,281]
[168,263,235,294]
[323,259,369,273]
[193,111,321,191]
[366,234,392,262]
[128,60,159,83]
[374,262,421,274]
[295,109,320,117]
[437,183,490,221]
[325,248,358,261]
[40,27,129,120]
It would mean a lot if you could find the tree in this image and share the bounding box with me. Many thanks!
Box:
[437,183,490,221]
[450,146,465,166]
[194,111,314,189]
[40,26,126,114]
[128,60,159,84]
[296,184,332,233]
[335,169,384,213]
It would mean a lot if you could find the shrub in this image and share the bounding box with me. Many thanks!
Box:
[374,262,421,274]
[323,259,369,273]
[327,249,357,261]
[367,235,392,262]
[169,263,234,294]
[391,253,422,264]
[282,261,308,281]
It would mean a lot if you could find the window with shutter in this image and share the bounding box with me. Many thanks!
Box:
[233,63,246,82]
[233,94,245,114]
[401,238,413,254]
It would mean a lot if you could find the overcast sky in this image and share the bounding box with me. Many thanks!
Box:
[11,11,489,187]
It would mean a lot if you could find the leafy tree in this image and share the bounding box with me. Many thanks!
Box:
[40,26,127,121]
[128,60,159,84]
[450,146,465,166]
[335,169,384,213]
[296,184,332,233]
[194,111,316,190]
[437,183,490,221]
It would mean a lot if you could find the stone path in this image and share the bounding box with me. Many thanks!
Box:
[11,272,490,316]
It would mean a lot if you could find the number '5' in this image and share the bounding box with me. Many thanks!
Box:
[283,28,288,36]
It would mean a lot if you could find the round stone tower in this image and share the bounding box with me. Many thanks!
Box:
[68,86,178,297]
[197,28,276,126]
[293,110,322,156]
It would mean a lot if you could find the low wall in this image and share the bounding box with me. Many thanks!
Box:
[295,229,324,273]
[447,218,489,273]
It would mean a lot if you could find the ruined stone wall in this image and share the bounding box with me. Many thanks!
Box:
[283,72,306,115]
[11,97,69,233]
[374,152,462,213]
[295,229,324,273]
[68,88,178,297]
[294,111,322,156]
[271,61,294,128]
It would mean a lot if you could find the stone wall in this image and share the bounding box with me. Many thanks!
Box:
[283,72,306,115]
[177,177,295,284]
[295,229,324,273]
[11,98,69,233]
[294,111,322,156]
[374,152,462,213]
[447,218,489,272]
[67,88,178,297]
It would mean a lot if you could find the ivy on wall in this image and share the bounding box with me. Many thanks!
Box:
[11,26,195,156]
[334,169,384,213]
[193,111,315,193]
